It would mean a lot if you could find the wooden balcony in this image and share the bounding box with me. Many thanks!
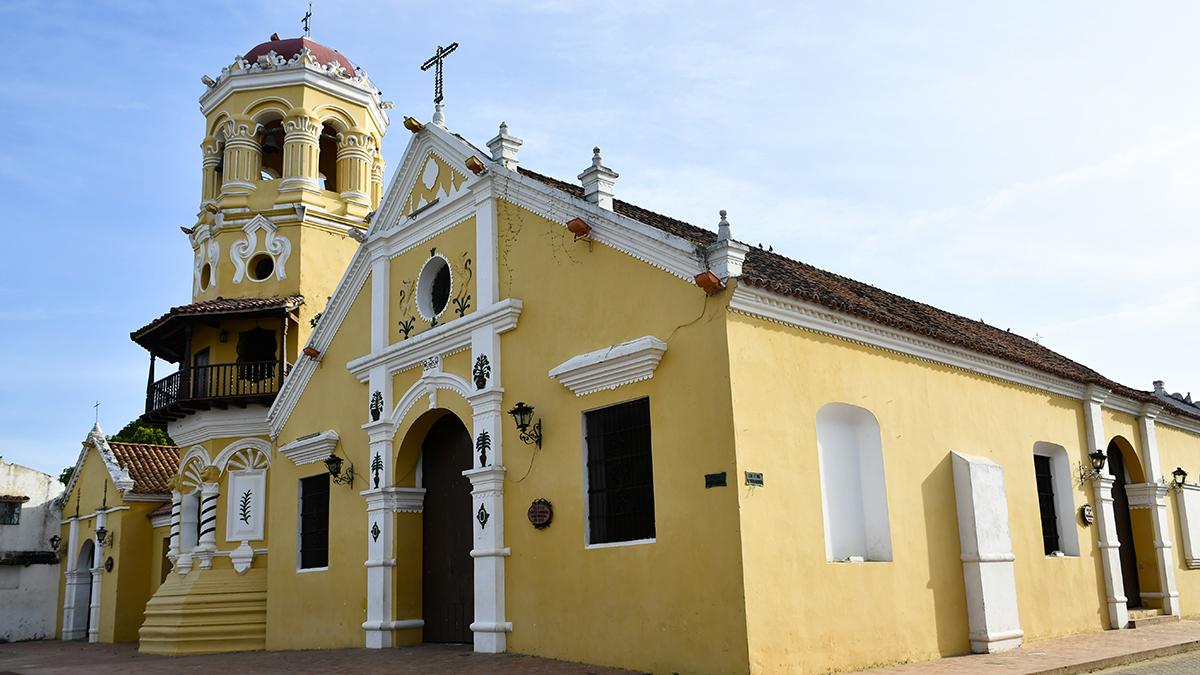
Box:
[144,360,291,423]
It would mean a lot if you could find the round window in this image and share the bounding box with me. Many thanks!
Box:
[199,263,212,290]
[249,254,275,281]
[416,255,452,319]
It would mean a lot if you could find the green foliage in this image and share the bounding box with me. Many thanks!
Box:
[109,420,175,446]
[58,466,74,485]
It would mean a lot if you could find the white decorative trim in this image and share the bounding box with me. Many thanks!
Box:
[150,512,171,529]
[1125,482,1168,510]
[278,430,340,466]
[362,487,427,513]
[213,438,273,471]
[230,214,292,283]
[415,252,453,322]
[200,58,389,133]
[169,408,270,447]
[347,299,523,382]
[230,540,255,574]
[729,284,1089,400]
[549,336,667,396]
[1177,484,1200,570]
[62,424,137,503]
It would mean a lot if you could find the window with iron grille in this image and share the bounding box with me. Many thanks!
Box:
[1033,454,1060,555]
[299,474,329,569]
[585,398,656,545]
[0,501,19,525]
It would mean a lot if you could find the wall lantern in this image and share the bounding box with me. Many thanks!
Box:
[49,534,62,551]
[95,526,108,546]
[1172,466,1188,491]
[508,401,542,449]
[1079,448,1108,485]
[324,452,355,486]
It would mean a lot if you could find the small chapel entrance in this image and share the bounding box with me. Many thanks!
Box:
[1107,439,1142,608]
[69,540,95,639]
[421,414,474,643]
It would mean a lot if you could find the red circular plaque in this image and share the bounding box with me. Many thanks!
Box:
[527,499,553,529]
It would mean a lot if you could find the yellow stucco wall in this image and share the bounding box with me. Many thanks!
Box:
[55,448,171,643]
[267,275,372,649]
[1156,423,1200,617]
[725,308,1120,673]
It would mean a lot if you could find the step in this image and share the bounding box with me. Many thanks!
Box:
[1128,607,1161,620]
[1131,613,1181,628]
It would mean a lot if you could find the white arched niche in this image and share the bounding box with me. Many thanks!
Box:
[816,403,892,562]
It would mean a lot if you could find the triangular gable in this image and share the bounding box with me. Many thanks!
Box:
[269,122,708,435]
[61,424,136,504]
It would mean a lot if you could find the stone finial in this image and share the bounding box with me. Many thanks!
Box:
[432,102,446,127]
[717,210,731,242]
[486,121,524,170]
[578,146,618,210]
[1154,380,1166,394]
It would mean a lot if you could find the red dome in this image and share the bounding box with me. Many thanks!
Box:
[243,36,356,74]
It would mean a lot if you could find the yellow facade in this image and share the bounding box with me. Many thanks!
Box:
[69,31,1200,675]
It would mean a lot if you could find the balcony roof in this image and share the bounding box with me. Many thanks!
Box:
[131,295,303,361]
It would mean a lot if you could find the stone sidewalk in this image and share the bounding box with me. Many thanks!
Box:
[0,640,643,675]
[855,620,1200,674]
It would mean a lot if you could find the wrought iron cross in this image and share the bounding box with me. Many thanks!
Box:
[93,400,100,424]
[301,1,312,36]
[420,42,459,104]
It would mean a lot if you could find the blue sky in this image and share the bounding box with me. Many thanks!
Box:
[2,1,1198,477]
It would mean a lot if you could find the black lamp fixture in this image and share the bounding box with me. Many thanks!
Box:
[324,452,355,486]
[95,525,108,546]
[1172,466,1188,490]
[1089,448,1108,474]
[508,401,542,449]
[49,534,62,551]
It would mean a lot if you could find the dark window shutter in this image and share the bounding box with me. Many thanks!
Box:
[1033,455,1060,555]
[299,474,330,568]
[586,398,655,545]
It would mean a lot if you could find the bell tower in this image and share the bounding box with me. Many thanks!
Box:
[132,35,390,428]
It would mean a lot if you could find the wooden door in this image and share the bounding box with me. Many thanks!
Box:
[192,348,210,398]
[1108,444,1142,608]
[421,415,474,643]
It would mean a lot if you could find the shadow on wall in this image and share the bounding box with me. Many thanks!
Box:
[922,453,971,656]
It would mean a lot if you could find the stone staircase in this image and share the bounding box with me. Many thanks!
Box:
[1128,606,1180,628]
[138,568,267,655]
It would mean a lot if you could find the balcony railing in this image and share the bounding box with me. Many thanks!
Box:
[145,360,291,420]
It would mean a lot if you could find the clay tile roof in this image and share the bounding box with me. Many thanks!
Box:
[0,495,30,503]
[517,167,1197,421]
[244,36,355,75]
[107,443,180,496]
[131,295,304,341]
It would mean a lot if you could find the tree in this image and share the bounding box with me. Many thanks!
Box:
[109,420,174,446]
[59,466,74,485]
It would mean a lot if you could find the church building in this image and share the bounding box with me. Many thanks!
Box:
[54,32,1200,675]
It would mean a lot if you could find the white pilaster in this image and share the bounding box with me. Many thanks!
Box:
[950,452,1023,653]
[61,518,81,639]
[87,558,102,643]
[361,488,396,648]
[464,464,510,652]
[370,253,390,353]
[1084,385,1128,629]
[1138,406,1179,616]
[470,176,498,308]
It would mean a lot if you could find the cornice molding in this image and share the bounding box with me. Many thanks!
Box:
[362,486,426,513]
[170,408,270,448]
[278,430,340,466]
[200,62,389,132]
[729,283,1088,400]
[347,299,523,382]
[549,336,667,396]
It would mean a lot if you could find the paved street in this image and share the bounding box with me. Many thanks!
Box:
[0,640,643,675]
[1092,649,1200,674]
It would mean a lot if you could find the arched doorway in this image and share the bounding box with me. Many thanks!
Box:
[1107,439,1142,608]
[421,413,474,643]
[70,540,95,639]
